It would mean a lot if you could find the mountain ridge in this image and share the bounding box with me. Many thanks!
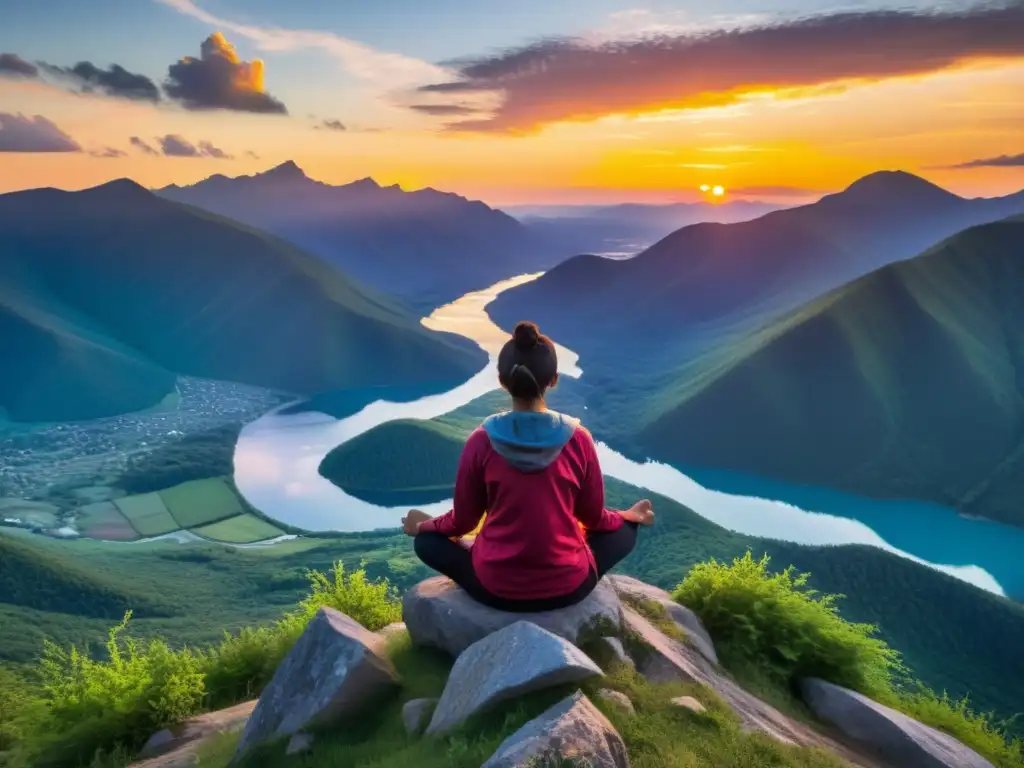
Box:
[0,181,486,422]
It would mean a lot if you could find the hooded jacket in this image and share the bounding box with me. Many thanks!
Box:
[418,410,624,600]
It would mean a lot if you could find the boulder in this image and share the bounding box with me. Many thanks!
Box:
[481,691,630,768]
[599,637,634,670]
[608,575,718,665]
[234,607,400,758]
[426,621,604,736]
[597,688,635,715]
[801,678,995,768]
[670,696,706,714]
[285,733,313,756]
[403,576,622,658]
[402,698,436,736]
[132,700,256,767]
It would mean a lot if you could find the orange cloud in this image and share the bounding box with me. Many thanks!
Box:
[165,32,287,114]
[420,3,1024,133]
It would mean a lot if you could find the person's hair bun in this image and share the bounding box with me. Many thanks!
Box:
[513,321,541,350]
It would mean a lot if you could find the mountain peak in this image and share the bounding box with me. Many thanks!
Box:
[257,161,308,183]
[87,178,153,199]
[836,171,960,206]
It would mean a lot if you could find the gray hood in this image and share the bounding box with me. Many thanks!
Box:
[481,410,580,472]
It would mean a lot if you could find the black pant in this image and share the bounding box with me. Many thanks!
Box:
[413,522,639,613]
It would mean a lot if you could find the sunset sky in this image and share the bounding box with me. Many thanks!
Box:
[1,0,1022,205]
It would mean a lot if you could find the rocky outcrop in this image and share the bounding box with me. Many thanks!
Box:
[133,700,256,767]
[426,621,604,735]
[481,691,630,768]
[621,607,876,766]
[234,607,400,758]
[801,678,996,768]
[599,636,634,669]
[596,688,635,715]
[403,576,622,657]
[608,575,718,665]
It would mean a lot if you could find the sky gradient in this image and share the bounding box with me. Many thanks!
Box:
[1,0,1022,205]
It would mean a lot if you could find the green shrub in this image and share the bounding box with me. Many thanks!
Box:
[673,551,902,697]
[672,551,1024,767]
[24,613,205,767]
[11,562,402,768]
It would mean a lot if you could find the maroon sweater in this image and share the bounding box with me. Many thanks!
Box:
[418,424,624,600]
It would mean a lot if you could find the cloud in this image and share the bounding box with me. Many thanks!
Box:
[409,104,481,116]
[731,185,826,198]
[90,146,129,158]
[316,118,347,131]
[165,32,287,113]
[130,136,159,156]
[156,0,449,88]
[156,134,233,158]
[418,3,1024,133]
[947,152,1024,168]
[0,53,38,78]
[43,62,161,101]
[0,113,81,152]
[245,150,260,159]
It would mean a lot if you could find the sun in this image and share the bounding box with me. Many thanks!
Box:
[712,185,726,197]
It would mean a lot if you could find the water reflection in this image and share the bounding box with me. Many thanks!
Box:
[235,274,1023,598]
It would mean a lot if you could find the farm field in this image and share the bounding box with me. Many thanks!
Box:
[72,478,282,545]
[193,513,285,543]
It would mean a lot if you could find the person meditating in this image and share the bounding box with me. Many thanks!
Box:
[402,320,655,612]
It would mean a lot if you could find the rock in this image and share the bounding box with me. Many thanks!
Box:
[597,689,635,715]
[599,637,634,670]
[670,696,706,714]
[138,729,175,759]
[801,678,995,768]
[285,732,313,756]
[402,698,436,735]
[426,621,604,736]
[234,607,400,758]
[608,575,718,665]
[379,622,407,639]
[404,576,622,658]
[481,691,630,768]
[621,608,875,766]
[131,700,256,767]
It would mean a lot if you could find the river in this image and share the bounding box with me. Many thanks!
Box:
[234,274,1024,599]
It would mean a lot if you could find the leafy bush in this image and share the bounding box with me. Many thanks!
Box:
[10,562,402,768]
[673,551,1024,768]
[202,562,402,708]
[23,613,205,767]
[673,551,902,697]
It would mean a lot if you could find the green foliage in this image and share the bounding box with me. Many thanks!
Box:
[671,551,1024,767]
[7,562,403,768]
[673,552,902,698]
[25,612,205,768]
[0,667,32,753]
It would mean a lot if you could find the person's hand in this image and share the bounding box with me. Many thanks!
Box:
[623,499,655,526]
[402,509,432,536]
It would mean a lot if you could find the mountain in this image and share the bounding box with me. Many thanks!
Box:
[0,180,486,422]
[630,215,1024,527]
[158,162,562,312]
[509,200,786,258]
[488,172,1024,370]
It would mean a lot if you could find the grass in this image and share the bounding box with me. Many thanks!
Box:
[112,493,178,538]
[160,479,244,529]
[192,514,285,544]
